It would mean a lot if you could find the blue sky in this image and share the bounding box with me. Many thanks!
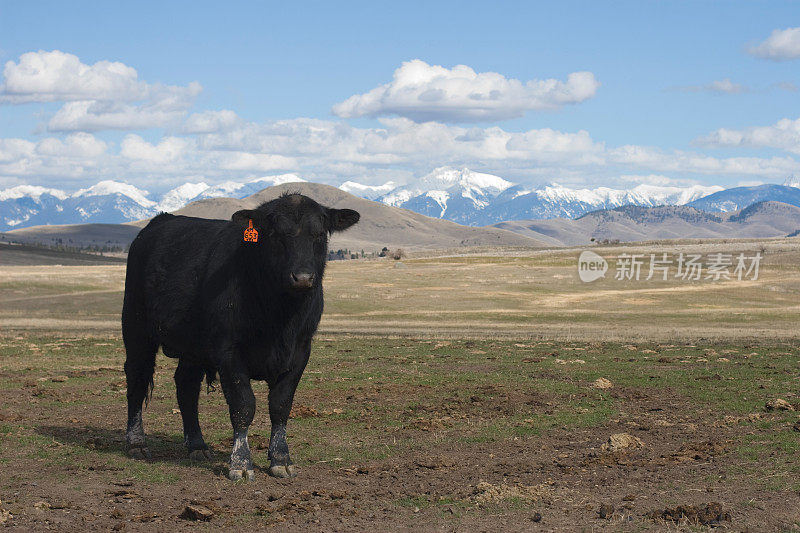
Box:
[1,0,799,194]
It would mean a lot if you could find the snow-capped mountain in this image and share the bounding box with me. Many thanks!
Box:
[156,182,209,212]
[190,174,305,202]
[0,174,306,230]
[0,185,68,202]
[378,167,513,222]
[381,167,512,208]
[0,181,158,229]
[2,168,798,232]
[480,182,724,224]
[373,167,722,225]
[687,184,800,212]
[339,181,396,200]
[0,186,70,229]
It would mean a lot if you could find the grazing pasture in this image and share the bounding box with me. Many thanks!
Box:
[0,238,799,530]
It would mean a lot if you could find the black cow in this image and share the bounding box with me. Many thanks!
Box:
[122,193,359,480]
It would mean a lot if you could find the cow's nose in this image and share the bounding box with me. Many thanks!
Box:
[290,272,315,290]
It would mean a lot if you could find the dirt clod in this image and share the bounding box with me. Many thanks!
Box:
[648,502,731,526]
[670,440,728,463]
[107,489,138,500]
[290,404,319,418]
[474,481,551,504]
[593,377,613,389]
[132,513,159,522]
[414,455,456,469]
[601,433,644,452]
[598,503,614,519]
[179,503,214,521]
[765,398,795,411]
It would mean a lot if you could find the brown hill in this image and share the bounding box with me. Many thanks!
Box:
[169,182,545,251]
[0,242,126,266]
[3,223,140,249]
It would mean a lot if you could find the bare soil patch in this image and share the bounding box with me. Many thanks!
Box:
[0,334,799,531]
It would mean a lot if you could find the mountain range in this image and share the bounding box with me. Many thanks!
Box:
[493,201,800,246]
[2,182,545,251]
[3,167,800,231]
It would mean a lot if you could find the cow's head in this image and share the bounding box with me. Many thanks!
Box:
[232,193,360,292]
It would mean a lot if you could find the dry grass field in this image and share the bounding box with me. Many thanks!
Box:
[3,237,799,340]
[0,238,799,530]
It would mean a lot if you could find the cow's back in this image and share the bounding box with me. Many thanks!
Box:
[124,214,231,353]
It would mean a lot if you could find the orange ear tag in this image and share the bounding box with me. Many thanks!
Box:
[243,219,259,242]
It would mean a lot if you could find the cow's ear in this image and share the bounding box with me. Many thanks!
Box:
[327,208,360,232]
[231,209,257,226]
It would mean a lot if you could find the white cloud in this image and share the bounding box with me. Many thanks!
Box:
[609,143,800,176]
[214,152,297,172]
[162,117,800,182]
[673,78,747,94]
[505,128,602,162]
[120,134,190,163]
[2,115,799,191]
[0,135,109,180]
[0,50,146,103]
[774,81,798,92]
[749,27,800,60]
[332,59,599,122]
[0,50,201,131]
[617,174,687,186]
[35,132,107,158]
[707,79,746,94]
[47,83,201,132]
[697,117,800,154]
[183,110,240,133]
[0,138,35,163]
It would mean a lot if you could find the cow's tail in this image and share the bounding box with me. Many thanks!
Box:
[121,240,158,409]
[122,338,157,408]
[205,368,218,393]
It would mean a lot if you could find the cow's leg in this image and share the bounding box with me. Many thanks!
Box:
[174,361,211,460]
[123,335,157,460]
[220,369,256,481]
[267,361,307,478]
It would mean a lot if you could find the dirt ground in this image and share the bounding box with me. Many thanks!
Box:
[1,245,800,531]
[0,334,798,531]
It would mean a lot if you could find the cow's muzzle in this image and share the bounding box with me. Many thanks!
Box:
[289,272,315,290]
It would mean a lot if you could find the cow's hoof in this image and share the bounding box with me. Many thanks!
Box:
[189,449,212,461]
[127,445,151,459]
[229,469,255,481]
[268,465,297,478]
